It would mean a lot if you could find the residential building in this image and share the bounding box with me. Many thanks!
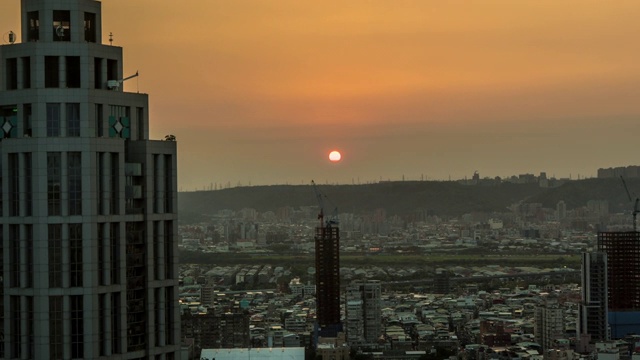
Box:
[0,0,179,358]
[345,280,382,347]
[535,303,564,351]
[578,251,609,346]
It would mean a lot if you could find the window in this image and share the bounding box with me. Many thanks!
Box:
[111,292,121,354]
[109,105,131,138]
[68,152,82,214]
[94,58,103,89]
[22,57,31,89]
[48,225,62,288]
[1,106,17,139]
[67,103,80,137]
[99,294,106,356]
[165,155,173,212]
[27,11,39,41]
[52,10,70,42]
[69,224,83,287]
[23,104,32,137]
[9,225,20,287]
[96,104,104,136]
[10,296,20,358]
[25,225,33,287]
[137,107,144,140]
[85,12,96,42]
[45,56,59,88]
[71,295,84,358]
[46,103,60,136]
[110,223,120,284]
[165,287,175,345]
[107,59,118,81]
[24,153,32,216]
[26,296,34,358]
[50,296,63,359]
[98,223,105,285]
[47,152,61,215]
[8,154,19,216]
[66,56,80,88]
[153,221,160,280]
[6,58,17,90]
[165,221,173,279]
[111,153,119,213]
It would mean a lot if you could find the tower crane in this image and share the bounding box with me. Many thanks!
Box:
[311,180,338,227]
[620,176,639,232]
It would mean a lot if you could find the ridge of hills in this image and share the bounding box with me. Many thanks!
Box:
[178,178,640,221]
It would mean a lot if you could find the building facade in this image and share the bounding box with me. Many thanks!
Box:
[315,222,341,335]
[578,251,609,344]
[0,0,180,358]
[598,232,640,338]
[345,280,382,347]
[534,303,565,351]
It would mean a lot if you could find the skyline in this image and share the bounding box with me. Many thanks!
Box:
[3,1,640,190]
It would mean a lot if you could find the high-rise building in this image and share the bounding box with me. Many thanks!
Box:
[315,220,341,336]
[578,252,609,344]
[598,232,640,338]
[556,201,567,221]
[345,280,382,347]
[0,1,180,358]
[534,302,564,351]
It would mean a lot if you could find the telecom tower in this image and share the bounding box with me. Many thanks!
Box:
[0,1,180,358]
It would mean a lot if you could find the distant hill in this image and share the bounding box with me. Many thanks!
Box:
[178,178,640,222]
[180,181,534,215]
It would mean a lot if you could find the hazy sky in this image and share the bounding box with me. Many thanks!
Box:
[3,1,640,190]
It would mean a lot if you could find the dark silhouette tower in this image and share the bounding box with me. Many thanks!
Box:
[315,223,341,331]
[312,182,342,337]
[598,231,640,338]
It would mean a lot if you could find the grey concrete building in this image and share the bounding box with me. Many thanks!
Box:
[345,280,382,347]
[578,252,609,346]
[0,0,180,358]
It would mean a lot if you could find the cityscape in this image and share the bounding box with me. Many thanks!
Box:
[2,1,640,360]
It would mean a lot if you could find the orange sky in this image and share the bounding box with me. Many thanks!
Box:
[3,1,640,189]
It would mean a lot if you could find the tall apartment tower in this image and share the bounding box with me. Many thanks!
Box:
[578,252,609,343]
[534,302,564,351]
[0,1,180,359]
[345,280,382,347]
[598,232,640,338]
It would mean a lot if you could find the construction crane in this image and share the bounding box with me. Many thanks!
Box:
[620,176,640,232]
[311,180,338,227]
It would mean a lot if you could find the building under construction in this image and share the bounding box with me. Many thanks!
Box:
[598,232,640,311]
[315,223,342,336]
[597,231,640,338]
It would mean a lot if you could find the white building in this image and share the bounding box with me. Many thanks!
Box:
[0,0,180,358]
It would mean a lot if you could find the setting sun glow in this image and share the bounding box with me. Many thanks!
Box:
[329,151,342,162]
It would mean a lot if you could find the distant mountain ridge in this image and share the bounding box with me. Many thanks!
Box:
[178,178,640,219]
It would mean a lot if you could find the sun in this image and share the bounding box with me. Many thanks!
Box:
[329,150,342,162]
